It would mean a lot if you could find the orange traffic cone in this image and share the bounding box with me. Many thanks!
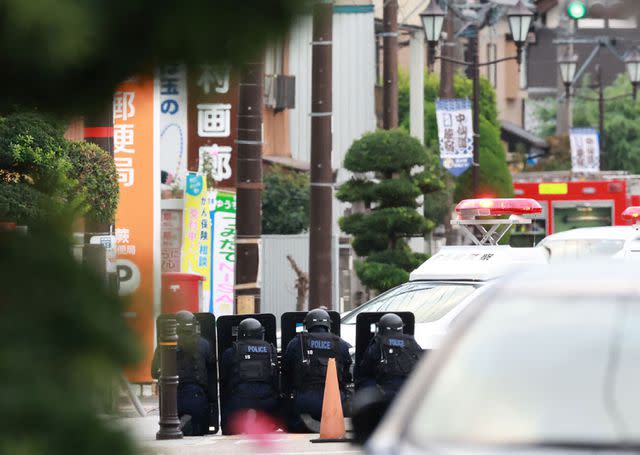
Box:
[317,357,346,440]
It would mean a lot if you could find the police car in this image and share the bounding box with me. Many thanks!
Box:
[340,198,549,350]
[538,206,640,262]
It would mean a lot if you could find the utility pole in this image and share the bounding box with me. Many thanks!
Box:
[235,61,264,314]
[439,8,456,99]
[470,34,481,197]
[309,0,333,310]
[383,0,399,129]
[596,65,605,163]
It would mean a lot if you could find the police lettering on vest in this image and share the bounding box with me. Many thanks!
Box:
[232,340,276,389]
[387,338,405,348]
[309,339,332,350]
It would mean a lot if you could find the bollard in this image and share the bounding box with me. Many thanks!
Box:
[156,317,183,440]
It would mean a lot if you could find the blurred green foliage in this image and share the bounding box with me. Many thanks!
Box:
[0,112,118,225]
[529,74,640,173]
[338,129,443,293]
[0,220,139,455]
[67,141,120,225]
[262,166,309,235]
[399,70,513,203]
[0,0,306,113]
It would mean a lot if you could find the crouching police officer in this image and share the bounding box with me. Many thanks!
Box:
[357,313,422,398]
[282,308,352,433]
[151,310,215,436]
[219,318,280,435]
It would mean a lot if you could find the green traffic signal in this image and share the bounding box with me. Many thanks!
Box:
[567,0,587,20]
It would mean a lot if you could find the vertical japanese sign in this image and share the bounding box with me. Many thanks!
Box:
[570,128,600,173]
[188,65,238,188]
[210,191,236,315]
[113,77,158,383]
[181,172,212,310]
[161,210,182,272]
[158,64,188,192]
[436,99,474,176]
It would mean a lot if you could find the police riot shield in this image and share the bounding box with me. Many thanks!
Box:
[353,311,415,381]
[155,312,219,434]
[280,311,341,353]
[215,313,277,427]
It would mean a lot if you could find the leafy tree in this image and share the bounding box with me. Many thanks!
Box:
[0,217,139,455]
[0,0,305,113]
[338,129,443,292]
[572,74,640,172]
[0,113,76,224]
[399,70,512,202]
[67,141,120,225]
[262,166,309,235]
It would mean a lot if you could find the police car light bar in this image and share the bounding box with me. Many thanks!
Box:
[622,206,640,225]
[455,198,542,218]
[452,198,543,246]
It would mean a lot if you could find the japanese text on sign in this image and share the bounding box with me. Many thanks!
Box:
[570,128,600,173]
[436,99,474,177]
[114,92,136,187]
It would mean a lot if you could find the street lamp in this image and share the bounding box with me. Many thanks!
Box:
[625,49,640,100]
[508,1,534,64]
[420,0,445,69]
[559,53,578,98]
[420,0,534,197]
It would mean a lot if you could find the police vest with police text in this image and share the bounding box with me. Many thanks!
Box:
[295,332,344,388]
[375,333,420,381]
[231,340,277,390]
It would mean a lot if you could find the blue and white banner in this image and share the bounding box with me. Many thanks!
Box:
[570,128,600,173]
[436,99,474,177]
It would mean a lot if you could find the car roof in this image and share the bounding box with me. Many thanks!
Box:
[497,260,640,298]
[539,226,639,243]
[409,245,549,282]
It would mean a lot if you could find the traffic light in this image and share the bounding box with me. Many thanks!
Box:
[567,0,587,19]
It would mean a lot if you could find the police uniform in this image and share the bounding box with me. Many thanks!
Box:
[282,311,352,433]
[152,312,215,436]
[220,336,280,434]
[357,317,422,397]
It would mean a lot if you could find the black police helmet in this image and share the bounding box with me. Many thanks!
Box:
[175,310,197,336]
[304,308,331,331]
[238,318,265,340]
[378,313,404,333]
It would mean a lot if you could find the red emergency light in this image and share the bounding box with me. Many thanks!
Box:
[455,198,543,218]
[622,206,640,222]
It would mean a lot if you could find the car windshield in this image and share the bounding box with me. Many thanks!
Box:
[408,297,640,447]
[542,239,625,261]
[341,282,478,325]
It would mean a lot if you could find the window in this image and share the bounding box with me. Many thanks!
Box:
[342,282,478,324]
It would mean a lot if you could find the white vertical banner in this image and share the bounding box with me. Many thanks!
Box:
[570,127,600,173]
[436,99,474,176]
[158,64,188,191]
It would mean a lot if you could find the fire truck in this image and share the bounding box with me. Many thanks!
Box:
[510,171,640,247]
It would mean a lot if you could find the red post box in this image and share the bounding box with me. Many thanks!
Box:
[161,272,204,314]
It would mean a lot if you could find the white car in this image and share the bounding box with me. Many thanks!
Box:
[340,198,549,350]
[340,244,548,349]
[538,225,640,262]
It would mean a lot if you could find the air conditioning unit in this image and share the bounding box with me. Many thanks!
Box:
[265,74,295,111]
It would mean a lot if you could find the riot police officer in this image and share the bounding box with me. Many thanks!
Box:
[357,313,422,397]
[151,311,215,436]
[219,318,280,435]
[282,308,352,433]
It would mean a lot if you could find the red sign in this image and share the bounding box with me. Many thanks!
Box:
[187,65,238,189]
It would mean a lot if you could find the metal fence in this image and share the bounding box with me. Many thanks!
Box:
[261,234,339,326]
